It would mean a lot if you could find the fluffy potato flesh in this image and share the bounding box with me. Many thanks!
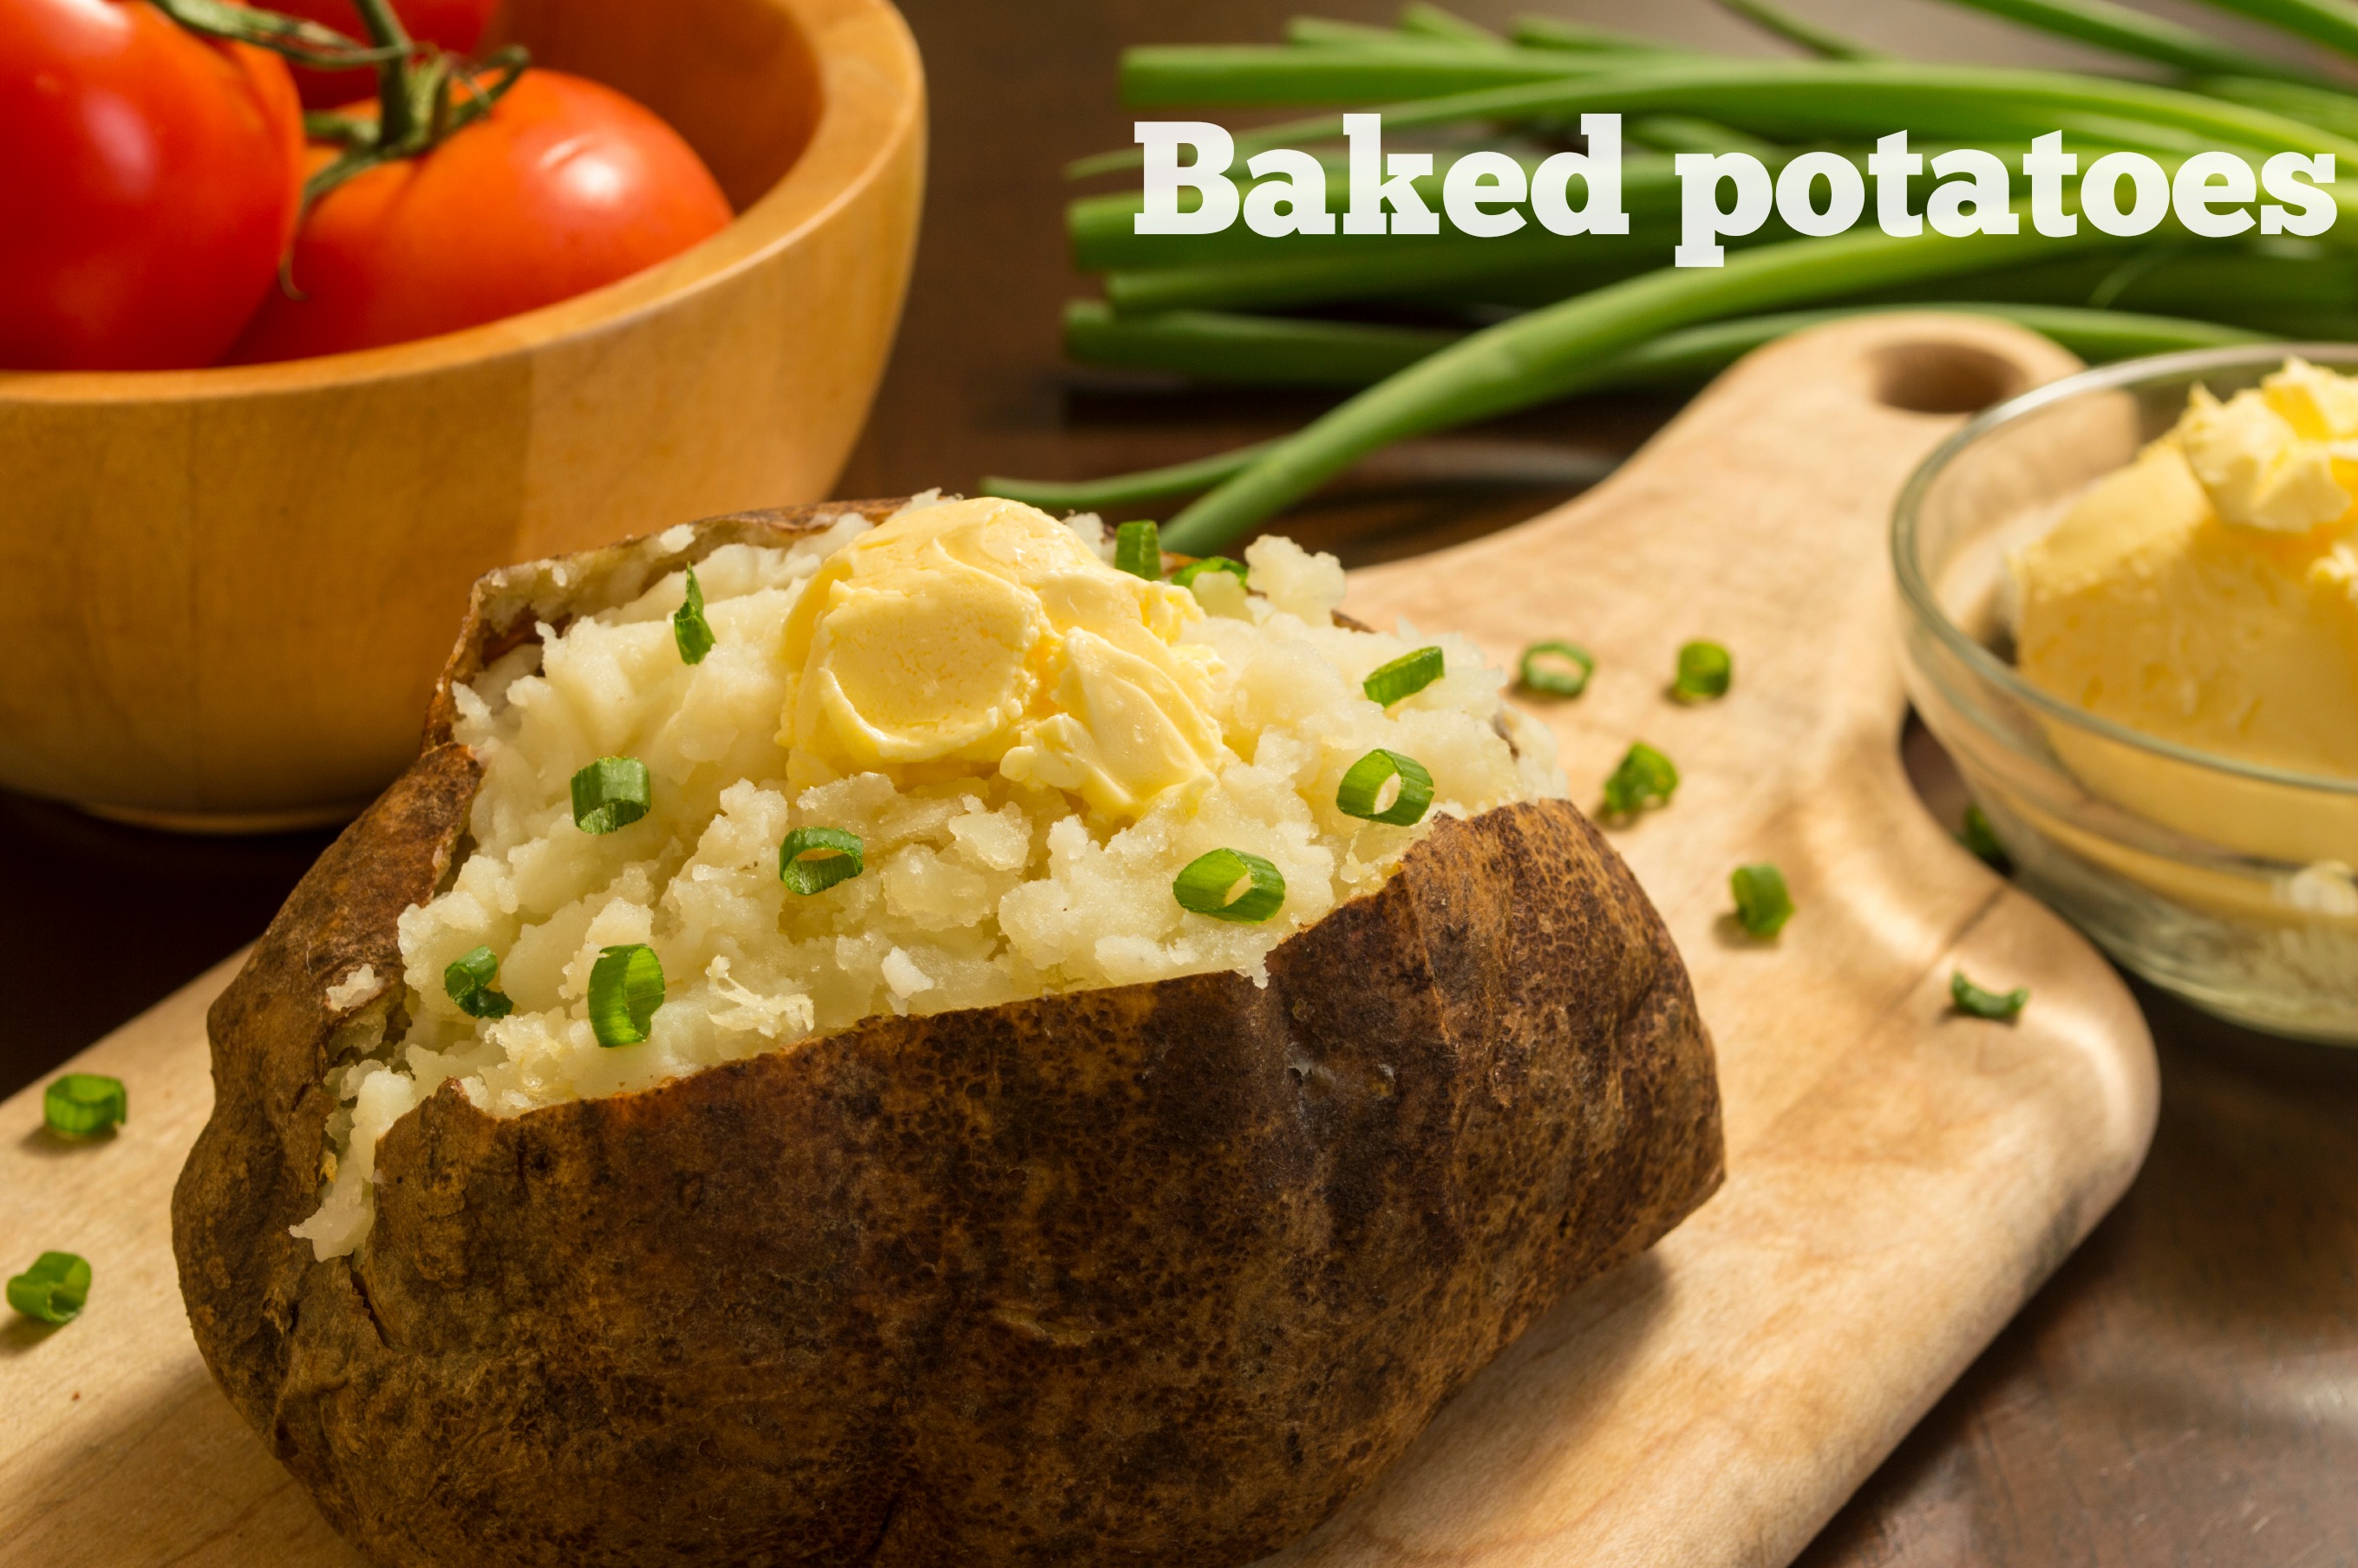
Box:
[173,501,1723,1568]
[296,496,1566,1259]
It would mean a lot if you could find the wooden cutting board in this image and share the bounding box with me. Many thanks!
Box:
[0,313,2159,1568]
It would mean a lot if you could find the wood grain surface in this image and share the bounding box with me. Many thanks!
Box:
[0,313,2159,1567]
[825,4,2358,1558]
[3,4,2354,1565]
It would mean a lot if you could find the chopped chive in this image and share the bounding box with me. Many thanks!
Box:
[1336,748,1435,826]
[1671,640,1733,702]
[1730,863,1794,938]
[1958,803,2012,871]
[7,1251,91,1325]
[780,826,865,895]
[1364,646,1445,706]
[673,566,715,665]
[443,945,514,1021]
[1172,847,1287,923]
[1602,742,1680,817]
[1950,970,2030,1021]
[571,756,651,835]
[1115,519,1164,579]
[1171,555,1250,588]
[1519,640,1595,699]
[42,1074,127,1137]
[587,944,665,1047]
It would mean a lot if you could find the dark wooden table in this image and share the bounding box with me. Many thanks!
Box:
[5,1,2352,1563]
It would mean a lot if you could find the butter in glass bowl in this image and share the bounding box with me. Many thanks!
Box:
[2009,357,2358,870]
[1897,347,2358,1044]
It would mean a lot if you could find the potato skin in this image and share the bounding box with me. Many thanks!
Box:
[173,503,1724,1568]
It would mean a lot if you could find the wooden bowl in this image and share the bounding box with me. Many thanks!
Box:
[0,0,923,830]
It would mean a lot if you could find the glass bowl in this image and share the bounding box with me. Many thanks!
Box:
[1895,344,2358,1045]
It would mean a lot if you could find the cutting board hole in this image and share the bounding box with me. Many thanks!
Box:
[1871,343,2027,415]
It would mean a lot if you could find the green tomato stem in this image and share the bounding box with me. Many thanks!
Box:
[345,0,419,143]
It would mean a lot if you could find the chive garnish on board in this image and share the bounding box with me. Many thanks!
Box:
[1602,742,1680,817]
[1672,641,1733,702]
[1114,519,1164,580]
[1519,640,1595,699]
[43,1074,127,1137]
[572,757,651,835]
[1951,970,2030,1021]
[1173,848,1287,923]
[443,946,514,1020]
[588,944,665,1047]
[673,567,715,666]
[1958,803,2012,871]
[8,1251,91,1325]
[1336,748,1435,826]
[1729,864,1794,938]
[1364,646,1445,706]
[780,827,865,895]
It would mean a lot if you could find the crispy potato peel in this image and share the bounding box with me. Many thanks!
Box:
[173,500,1723,1568]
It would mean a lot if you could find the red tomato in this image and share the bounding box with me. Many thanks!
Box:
[231,69,734,363]
[268,0,497,109]
[0,0,304,370]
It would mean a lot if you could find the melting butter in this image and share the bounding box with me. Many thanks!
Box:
[779,497,1227,819]
[2011,358,2358,862]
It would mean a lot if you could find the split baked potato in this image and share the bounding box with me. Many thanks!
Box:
[173,496,1723,1568]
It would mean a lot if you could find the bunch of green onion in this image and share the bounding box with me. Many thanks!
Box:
[988,0,2358,552]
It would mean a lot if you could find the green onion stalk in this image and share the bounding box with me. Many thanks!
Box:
[1159,226,2131,551]
[1512,16,1697,56]
[1714,0,1885,62]
[1090,209,2348,318]
[1070,154,1696,277]
[994,301,2268,513]
[1036,4,2358,546]
[1118,43,1618,108]
[1398,3,1508,47]
[1071,58,2358,174]
[2196,0,2358,62]
[1936,0,2340,83]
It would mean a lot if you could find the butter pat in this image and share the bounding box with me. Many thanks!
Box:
[779,496,1226,819]
[2176,380,2348,533]
[2012,358,2358,862]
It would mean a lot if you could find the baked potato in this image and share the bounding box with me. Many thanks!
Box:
[173,495,1723,1568]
